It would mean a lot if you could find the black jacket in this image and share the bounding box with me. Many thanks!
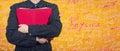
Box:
[6,0,62,51]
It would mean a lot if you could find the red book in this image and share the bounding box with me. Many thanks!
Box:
[16,8,53,40]
[16,7,52,25]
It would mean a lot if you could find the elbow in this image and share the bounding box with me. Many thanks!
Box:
[53,24,62,37]
[6,32,15,45]
[6,37,17,45]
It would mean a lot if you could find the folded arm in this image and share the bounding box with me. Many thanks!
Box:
[28,5,62,38]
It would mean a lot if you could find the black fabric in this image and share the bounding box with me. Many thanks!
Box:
[6,0,62,51]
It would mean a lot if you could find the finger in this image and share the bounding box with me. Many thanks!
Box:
[39,39,47,44]
[43,39,48,43]
[46,40,48,43]
[18,28,25,33]
[18,28,23,32]
[18,27,22,31]
[39,41,45,44]
[42,38,48,43]
[19,24,23,27]
[19,24,26,27]
[18,28,20,32]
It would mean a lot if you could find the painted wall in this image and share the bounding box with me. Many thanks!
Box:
[0,0,120,51]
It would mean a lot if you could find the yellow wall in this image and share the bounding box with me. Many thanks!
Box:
[0,0,120,51]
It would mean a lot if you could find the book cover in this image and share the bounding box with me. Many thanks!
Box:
[16,7,52,25]
[16,7,53,40]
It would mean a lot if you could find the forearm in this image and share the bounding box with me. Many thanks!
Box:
[28,21,62,38]
[6,28,37,47]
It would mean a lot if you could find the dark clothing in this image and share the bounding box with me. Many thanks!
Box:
[6,0,62,51]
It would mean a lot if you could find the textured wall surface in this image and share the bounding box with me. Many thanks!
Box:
[0,0,120,51]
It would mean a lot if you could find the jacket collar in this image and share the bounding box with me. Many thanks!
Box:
[26,0,44,5]
[25,0,45,8]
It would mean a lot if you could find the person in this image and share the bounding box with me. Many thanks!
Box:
[6,0,62,51]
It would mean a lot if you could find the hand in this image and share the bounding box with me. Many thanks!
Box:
[18,24,28,33]
[36,37,48,44]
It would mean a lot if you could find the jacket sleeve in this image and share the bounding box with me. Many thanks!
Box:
[29,4,62,38]
[6,5,37,47]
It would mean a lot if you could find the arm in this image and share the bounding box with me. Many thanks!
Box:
[28,4,62,38]
[6,5,37,47]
